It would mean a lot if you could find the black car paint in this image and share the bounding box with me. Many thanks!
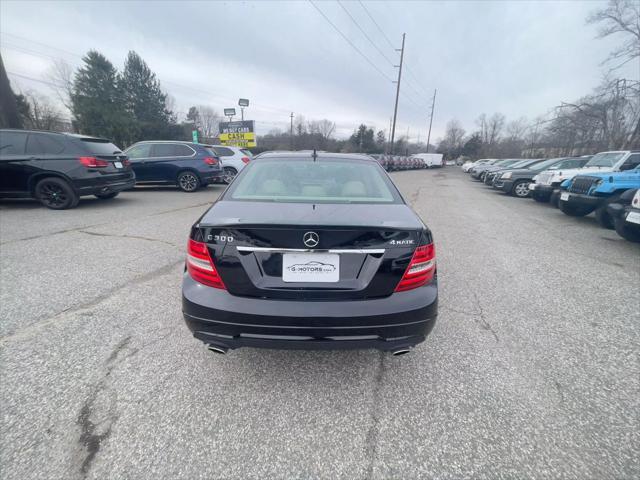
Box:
[124,141,222,188]
[182,153,438,351]
[0,129,135,203]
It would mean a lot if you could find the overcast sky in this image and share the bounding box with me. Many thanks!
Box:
[1,0,637,141]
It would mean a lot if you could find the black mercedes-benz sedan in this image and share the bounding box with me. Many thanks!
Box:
[182,151,438,354]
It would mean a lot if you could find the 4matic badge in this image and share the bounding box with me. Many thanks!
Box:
[389,239,415,245]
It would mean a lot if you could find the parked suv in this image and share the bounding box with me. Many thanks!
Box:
[492,157,579,197]
[530,151,631,207]
[0,129,135,209]
[208,145,252,184]
[558,153,640,227]
[124,141,222,192]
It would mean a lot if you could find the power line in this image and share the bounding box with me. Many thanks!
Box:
[336,0,394,66]
[357,0,396,51]
[308,0,394,83]
[355,1,432,100]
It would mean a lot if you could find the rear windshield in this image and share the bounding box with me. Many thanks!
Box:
[225,158,401,204]
[80,138,123,156]
[240,149,253,157]
[586,152,624,167]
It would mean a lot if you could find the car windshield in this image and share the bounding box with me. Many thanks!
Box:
[529,158,564,171]
[225,158,400,204]
[586,152,625,167]
[506,159,531,168]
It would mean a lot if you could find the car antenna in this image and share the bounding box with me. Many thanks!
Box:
[312,149,317,162]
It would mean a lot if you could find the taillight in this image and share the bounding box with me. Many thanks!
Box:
[395,244,436,292]
[187,239,226,289]
[241,156,250,164]
[203,157,218,166]
[79,156,109,168]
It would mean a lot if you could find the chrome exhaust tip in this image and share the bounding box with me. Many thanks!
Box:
[207,344,228,354]
[391,348,411,356]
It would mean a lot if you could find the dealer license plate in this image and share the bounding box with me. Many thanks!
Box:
[114,162,123,169]
[560,192,570,201]
[282,253,339,283]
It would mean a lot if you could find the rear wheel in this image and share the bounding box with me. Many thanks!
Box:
[614,217,640,243]
[511,180,531,198]
[35,177,79,210]
[594,196,620,229]
[95,192,119,200]
[558,201,594,217]
[177,171,200,192]
[222,167,238,184]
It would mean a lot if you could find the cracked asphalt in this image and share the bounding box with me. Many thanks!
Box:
[1,171,638,480]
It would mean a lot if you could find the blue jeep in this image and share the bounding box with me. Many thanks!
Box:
[558,157,640,228]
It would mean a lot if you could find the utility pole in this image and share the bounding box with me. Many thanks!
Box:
[386,117,392,154]
[390,33,405,154]
[426,88,437,153]
[290,112,294,150]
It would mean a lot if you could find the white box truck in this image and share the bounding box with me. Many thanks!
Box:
[413,153,444,168]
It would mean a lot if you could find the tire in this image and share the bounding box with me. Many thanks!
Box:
[511,180,531,198]
[594,196,621,229]
[614,217,640,243]
[177,171,201,192]
[222,167,238,184]
[558,201,594,217]
[95,192,119,200]
[35,177,79,210]
[550,190,561,208]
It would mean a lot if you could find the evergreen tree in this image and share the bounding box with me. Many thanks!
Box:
[121,51,173,141]
[71,51,135,147]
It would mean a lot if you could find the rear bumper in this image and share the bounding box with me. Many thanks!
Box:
[182,274,438,351]
[75,175,136,196]
[200,170,222,183]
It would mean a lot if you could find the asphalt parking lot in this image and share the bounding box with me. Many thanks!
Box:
[1,169,638,480]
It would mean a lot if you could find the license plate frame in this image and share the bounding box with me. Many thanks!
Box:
[560,192,570,201]
[114,161,123,169]
[282,253,340,283]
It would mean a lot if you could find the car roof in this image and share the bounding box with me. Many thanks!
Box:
[0,129,111,142]
[256,151,376,162]
[130,140,203,146]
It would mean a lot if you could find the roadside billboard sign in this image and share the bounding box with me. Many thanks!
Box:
[219,120,256,148]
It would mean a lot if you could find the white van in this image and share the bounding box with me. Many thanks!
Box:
[413,153,444,168]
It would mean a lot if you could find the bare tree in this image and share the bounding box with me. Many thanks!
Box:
[588,0,640,69]
[21,91,63,130]
[45,59,74,113]
[486,113,506,145]
[551,77,640,151]
[318,119,336,139]
[197,105,221,138]
[506,117,529,141]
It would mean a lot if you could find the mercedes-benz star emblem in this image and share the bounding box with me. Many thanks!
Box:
[303,231,319,248]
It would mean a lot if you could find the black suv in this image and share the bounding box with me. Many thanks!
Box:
[0,129,135,209]
[124,141,222,192]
